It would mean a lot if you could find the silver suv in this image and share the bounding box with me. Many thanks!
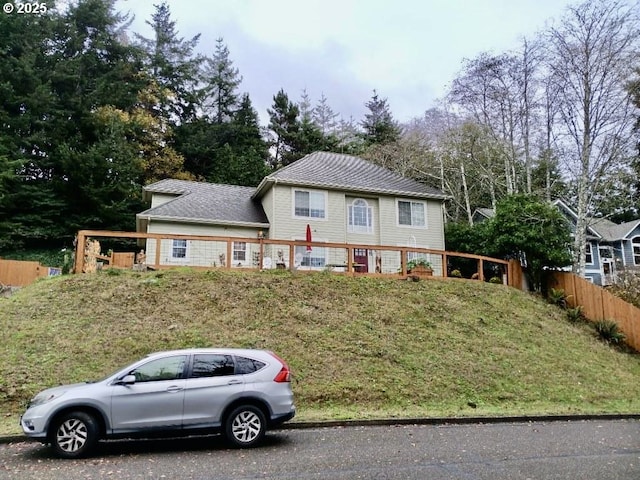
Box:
[21,348,296,458]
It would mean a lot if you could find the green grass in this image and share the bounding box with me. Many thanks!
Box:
[1,269,639,436]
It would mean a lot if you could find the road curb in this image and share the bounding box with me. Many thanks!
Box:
[3,413,638,445]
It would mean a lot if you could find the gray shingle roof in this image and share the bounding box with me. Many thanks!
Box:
[253,151,448,199]
[591,218,640,241]
[138,179,269,226]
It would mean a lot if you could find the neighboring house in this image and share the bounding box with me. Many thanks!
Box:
[471,200,640,286]
[471,207,495,224]
[553,199,640,286]
[136,151,449,273]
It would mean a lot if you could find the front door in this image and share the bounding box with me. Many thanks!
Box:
[599,246,616,286]
[354,249,368,273]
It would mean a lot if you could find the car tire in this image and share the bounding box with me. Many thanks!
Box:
[50,411,99,459]
[225,405,266,448]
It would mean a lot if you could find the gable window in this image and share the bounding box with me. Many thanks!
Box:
[585,242,593,265]
[172,239,187,259]
[633,236,640,265]
[233,242,247,262]
[348,199,373,234]
[294,190,326,219]
[397,200,426,228]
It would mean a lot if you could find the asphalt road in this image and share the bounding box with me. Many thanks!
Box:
[1,419,638,479]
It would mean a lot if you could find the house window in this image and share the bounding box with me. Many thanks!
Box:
[585,242,593,264]
[294,245,326,268]
[348,199,373,234]
[294,190,326,219]
[397,200,426,227]
[233,242,247,262]
[633,236,640,265]
[172,239,187,259]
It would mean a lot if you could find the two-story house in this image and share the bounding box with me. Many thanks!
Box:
[136,151,449,273]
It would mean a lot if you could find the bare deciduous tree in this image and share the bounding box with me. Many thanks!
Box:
[545,0,638,276]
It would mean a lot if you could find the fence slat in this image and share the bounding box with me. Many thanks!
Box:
[0,259,50,287]
[550,272,640,352]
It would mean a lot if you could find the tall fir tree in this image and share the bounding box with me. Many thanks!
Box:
[203,38,242,124]
[135,1,203,123]
[267,89,301,168]
[313,93,339,135]
[360,90,401,145]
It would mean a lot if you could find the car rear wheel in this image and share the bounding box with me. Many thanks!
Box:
[225,405,266,448]
[50,411,99,459]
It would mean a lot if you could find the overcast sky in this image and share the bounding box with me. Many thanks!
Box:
[117,0,575,125]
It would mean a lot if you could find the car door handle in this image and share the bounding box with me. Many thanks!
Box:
[227,379,242,385]
[166,385,184,393]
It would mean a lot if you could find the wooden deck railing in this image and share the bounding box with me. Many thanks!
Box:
[73,230,525,290]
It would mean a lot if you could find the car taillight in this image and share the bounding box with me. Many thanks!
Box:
[269,352,291,383]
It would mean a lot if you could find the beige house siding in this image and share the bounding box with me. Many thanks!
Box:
[377,196,445,275]
[145,221,260,268]
[345,195,380,245]
[261,187,275,237]
[150,193,179,209]
[261,187,445,273]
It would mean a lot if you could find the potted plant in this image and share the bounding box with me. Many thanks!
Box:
[406,258,433,276]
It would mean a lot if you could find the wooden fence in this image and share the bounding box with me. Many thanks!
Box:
[549,272,640,352]
[0,259,59,287]
[73,230,525,290]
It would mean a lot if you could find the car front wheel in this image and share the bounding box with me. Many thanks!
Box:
[225,405,266,448]
[50,411,99,459]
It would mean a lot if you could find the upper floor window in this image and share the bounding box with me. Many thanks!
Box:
[397,200,426,228]
[633,236,640,265]
[348,199,373,234]
[294,190,326,219]
[172,239,187,259]
[585,242,593,264]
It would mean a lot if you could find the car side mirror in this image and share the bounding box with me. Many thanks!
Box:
[119,374,136,385]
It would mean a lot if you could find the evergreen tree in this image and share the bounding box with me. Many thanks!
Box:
[299,89,313,122]
[136,1,203,122]
[267,89,301,167]
[175,93,269,185]
[0,7,56,248]
[203,38,242,124]
[360,90,401,145]
[227,93,270,185]
[0,0,151,248]
[313,92,339,135]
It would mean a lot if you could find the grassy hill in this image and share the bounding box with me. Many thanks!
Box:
[1,269,639,435]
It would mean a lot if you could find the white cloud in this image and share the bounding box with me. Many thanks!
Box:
[118,0,572,123]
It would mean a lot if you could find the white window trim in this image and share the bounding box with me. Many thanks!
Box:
[232,241,248,265]
[632,236,640,266]
[347,198,374,234]
[585,242,594,265]
[396,199,427,229]
[292,188,328,221]
[170,239,189,264]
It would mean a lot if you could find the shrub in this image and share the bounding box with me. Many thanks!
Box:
[450,269,462,278]
[608,271,640,309]
[548,288,567,308]
[594,321,626,345]
[566,306,584,323]
[489,276,502,284]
